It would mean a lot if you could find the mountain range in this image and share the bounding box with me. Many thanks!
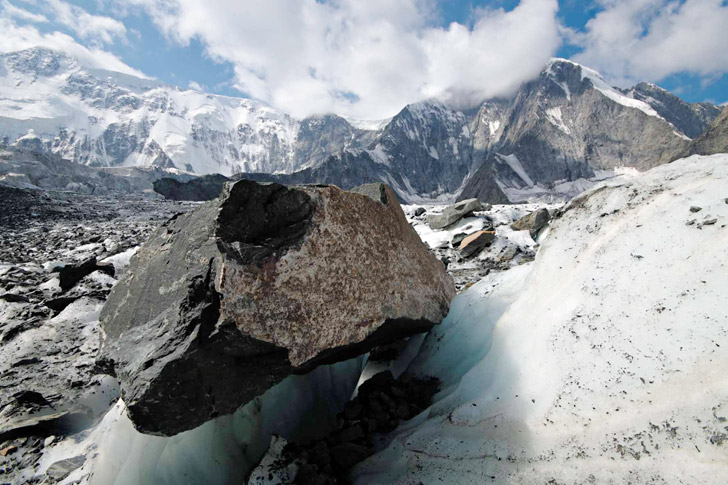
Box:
[0,47,723,203]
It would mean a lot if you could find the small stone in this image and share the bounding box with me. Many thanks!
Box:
[357,371,395,397]
[46,455,85,481]
[686,219,696,226]
[58,257,114,292]
[703,218,718,225]
[426,199,484,229]
[414,207,426,217]
[689,206,702,213]
[0,445,17,456]
[0,293,30,303]
[43,436,56,447]
[511,208,551,238]
[459,231,496,258]
[451,232,469,247]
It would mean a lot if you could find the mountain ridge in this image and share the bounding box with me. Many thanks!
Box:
[0,47,722,203]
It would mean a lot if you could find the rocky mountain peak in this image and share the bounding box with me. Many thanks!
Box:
[2,47,80,78]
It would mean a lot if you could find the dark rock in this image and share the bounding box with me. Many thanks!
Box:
[255,373,441,482]
[11,357,41,367]
[367,339,408,363]
[427,199,484,229]
[153,174,231,201]
[357,371,395,397]
[58,257,115,292]
[0,293,29,303]
[414,207,426,217]
[0,406,93,442]
[451,232,469,247]
[343,403,363,421]
[395,401,411,420]
[459,231,496,258]
[456,156,511,204]
[8,391,53,412]
[46,455,85,481]
[44,296,81,313]
[99,181,455,435]
[349,182,388,205]
[685,106,728,157]
[511,208,551,238]
[332,424,365,444]
[308,441,331,467]
[330,443,371,471]
[690,206,702,213]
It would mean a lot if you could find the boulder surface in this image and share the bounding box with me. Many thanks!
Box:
[426,199,485,229]
[99,180,454,435]
[511,208,551,238]
[459,231,496,258]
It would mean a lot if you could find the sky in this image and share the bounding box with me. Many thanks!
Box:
[0,0,726,119]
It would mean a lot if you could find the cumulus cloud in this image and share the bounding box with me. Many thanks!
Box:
[123,0,561,119]
[570,0,728,86]
[42,0,128,45]
[1,0,48,23]
[0,15,146,77]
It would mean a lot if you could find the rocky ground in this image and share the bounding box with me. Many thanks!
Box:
[0,185,196,483]
[403,202,557,292]
[0,183,552,484]
[249,371,441,484]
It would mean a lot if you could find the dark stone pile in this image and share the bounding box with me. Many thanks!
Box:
[0,185,193,263]
[272,371,440,484]
[0,188,195,483]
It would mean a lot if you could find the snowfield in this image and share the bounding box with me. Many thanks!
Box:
[353,154,728,484]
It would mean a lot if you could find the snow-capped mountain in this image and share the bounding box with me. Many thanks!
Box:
[235,58,721,202]
[458,59,722,202]
[0,47,378,176]
[0,48,722,203]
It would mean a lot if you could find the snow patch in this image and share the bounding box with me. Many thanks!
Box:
[545,107,570,134]
[497,153,534,187]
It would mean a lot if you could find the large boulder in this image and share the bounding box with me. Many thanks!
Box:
[99,180,455,435]
[426,199,486,230]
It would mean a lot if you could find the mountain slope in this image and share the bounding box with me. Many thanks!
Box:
[457,59,709,202]
[0,48,721,204]
[686,106,728,156]
[0,48,379,176]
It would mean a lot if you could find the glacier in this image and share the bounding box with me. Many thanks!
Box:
[353,154,728,483]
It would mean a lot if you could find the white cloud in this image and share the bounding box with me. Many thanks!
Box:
[0,16,146,77]
[187,80,203,91]
[44,0,128,45]
[1,0,48,23]
[570,0,728,86]
[123,0,561,119]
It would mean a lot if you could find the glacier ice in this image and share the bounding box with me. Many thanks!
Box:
[353,154,728,484]
[35,358,365,485]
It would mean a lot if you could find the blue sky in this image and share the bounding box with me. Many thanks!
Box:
[1,0,727,117]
